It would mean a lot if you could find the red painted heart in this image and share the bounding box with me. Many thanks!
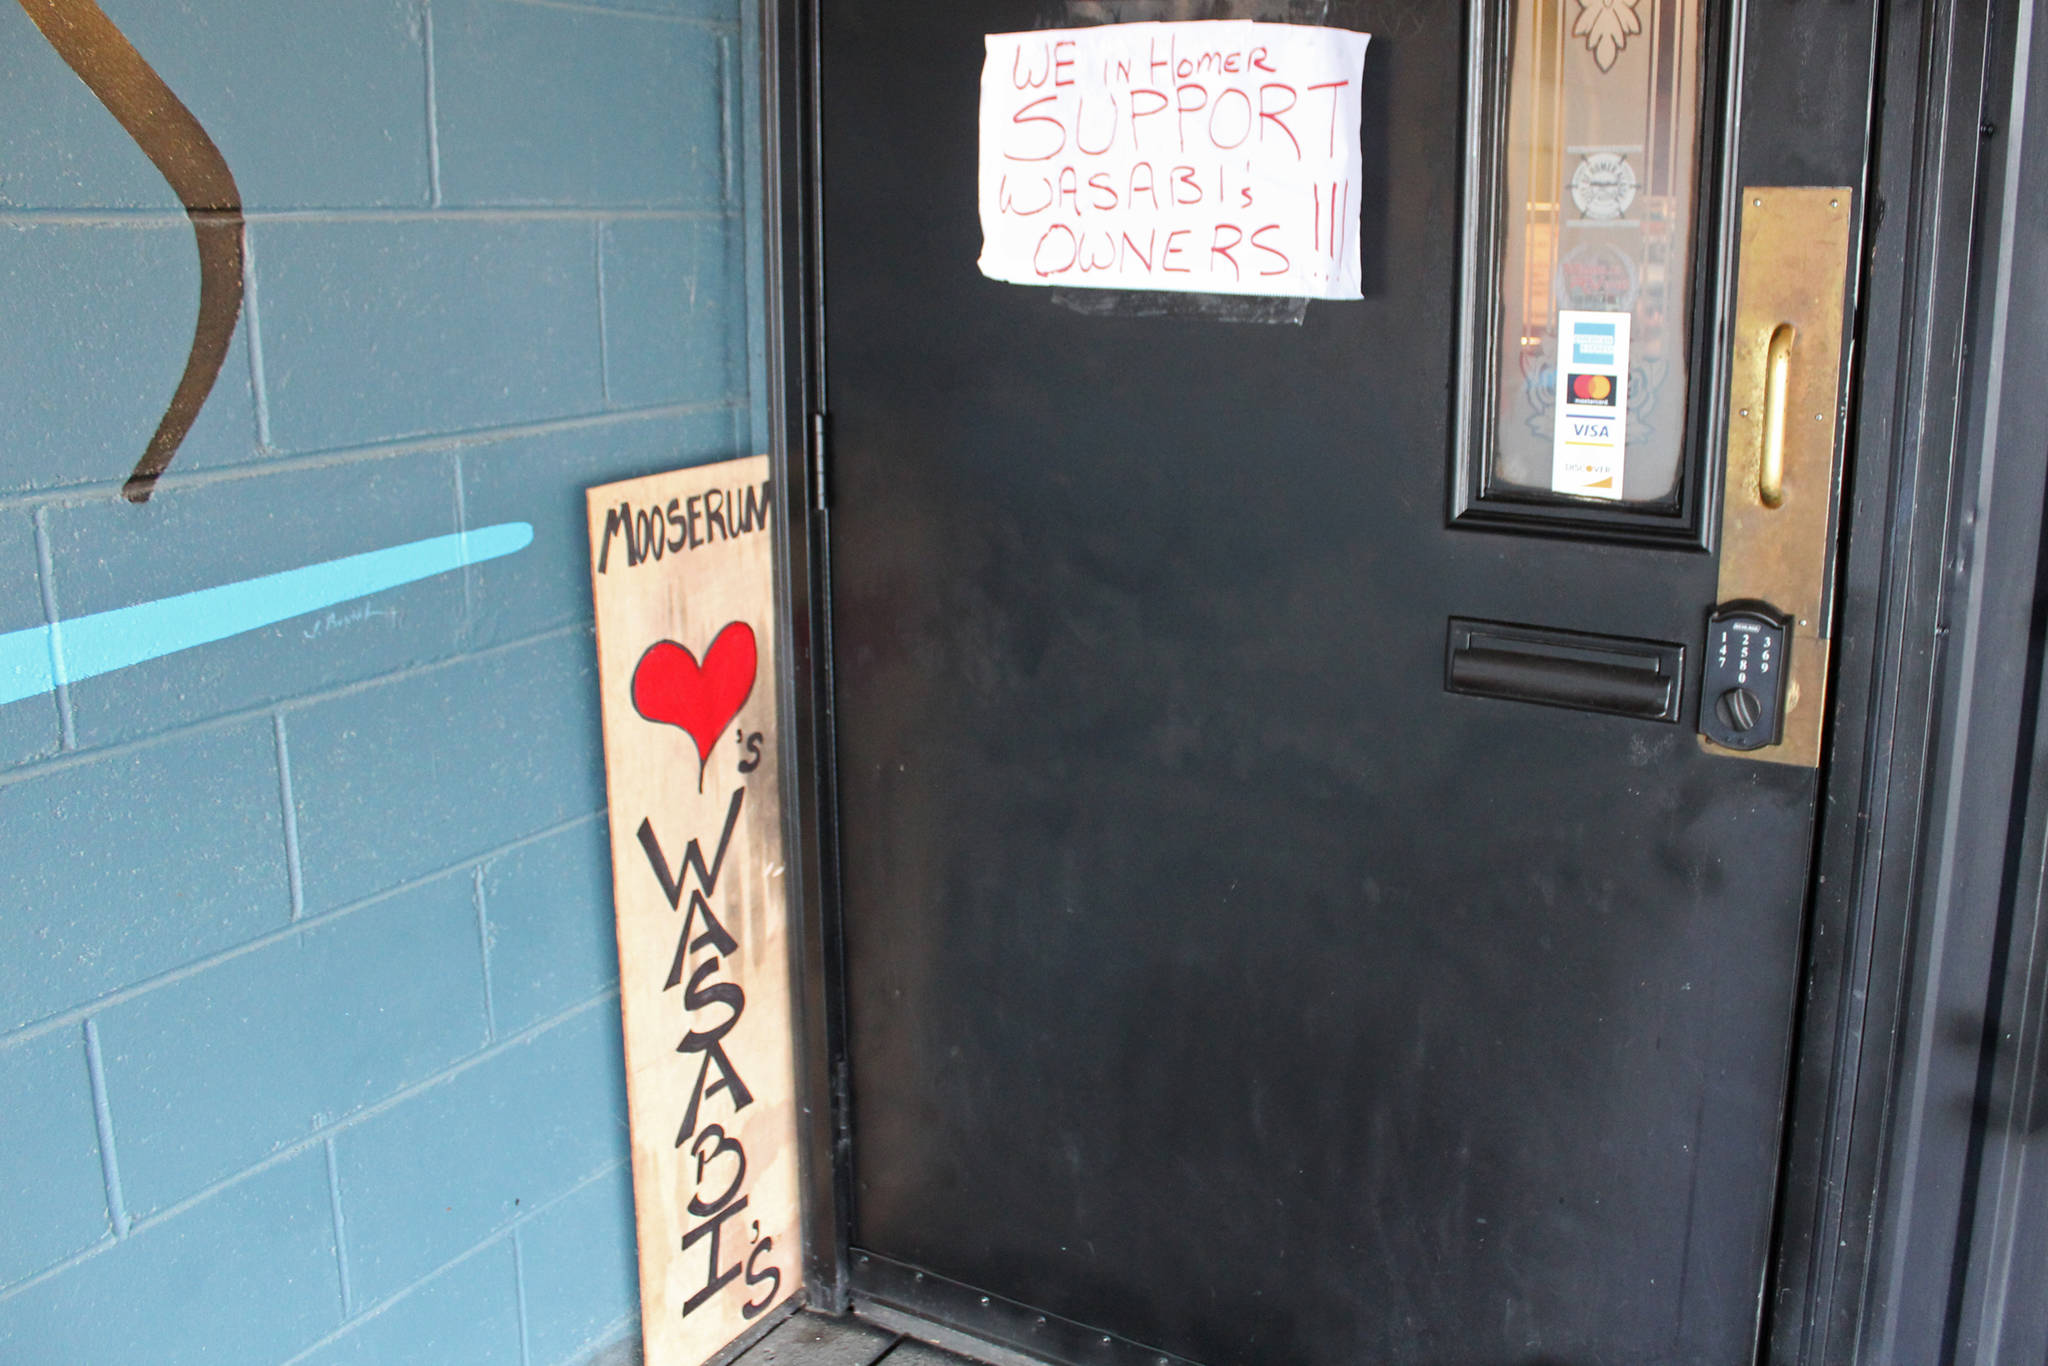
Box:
[631,623,758,774]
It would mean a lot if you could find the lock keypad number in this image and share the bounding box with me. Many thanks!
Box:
[1700,605,1789,751]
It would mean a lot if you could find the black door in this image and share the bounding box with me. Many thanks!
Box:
[811,3,1876,1363]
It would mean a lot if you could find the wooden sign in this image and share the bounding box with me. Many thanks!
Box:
[587,455,800,1365]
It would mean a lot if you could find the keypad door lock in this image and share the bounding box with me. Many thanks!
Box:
[1700,603,1790,751]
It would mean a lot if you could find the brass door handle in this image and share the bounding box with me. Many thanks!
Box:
[1759,323,1795,508]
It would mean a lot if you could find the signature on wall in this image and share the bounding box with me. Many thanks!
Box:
[17,0,243,503]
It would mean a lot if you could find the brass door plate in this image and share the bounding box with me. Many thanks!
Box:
[1704,187,1854,767]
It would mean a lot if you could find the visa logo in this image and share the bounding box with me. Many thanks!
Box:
[1571,420,1610,438]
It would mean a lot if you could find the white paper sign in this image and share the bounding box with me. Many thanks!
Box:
[978,22,1371,299]
[1551,310,1631,499]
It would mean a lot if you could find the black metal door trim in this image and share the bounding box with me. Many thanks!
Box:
[762,0,853,1314]
[1755,0,2007,1362]
[1765,3,2048,1365]
[852,1251,1202,1366]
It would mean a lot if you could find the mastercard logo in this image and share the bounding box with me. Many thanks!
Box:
[1567,372,1617,405]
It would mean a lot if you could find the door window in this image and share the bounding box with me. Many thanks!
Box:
[1455,0,1716,538]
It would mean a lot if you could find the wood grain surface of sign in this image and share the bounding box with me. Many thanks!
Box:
[586,454,799,1366]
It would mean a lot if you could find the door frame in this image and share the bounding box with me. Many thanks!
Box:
[754,2,2042,1362]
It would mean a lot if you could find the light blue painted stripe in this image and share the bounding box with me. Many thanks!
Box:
[0,522,534,706]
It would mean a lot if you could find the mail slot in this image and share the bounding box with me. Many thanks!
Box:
[1445,618,1686,722]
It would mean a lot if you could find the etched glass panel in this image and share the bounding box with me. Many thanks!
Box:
[1491,0,1704,504]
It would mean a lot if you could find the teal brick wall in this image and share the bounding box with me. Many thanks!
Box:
[0,0,766,1360]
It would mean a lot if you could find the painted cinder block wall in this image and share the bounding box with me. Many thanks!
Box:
[0,0,767,1360]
